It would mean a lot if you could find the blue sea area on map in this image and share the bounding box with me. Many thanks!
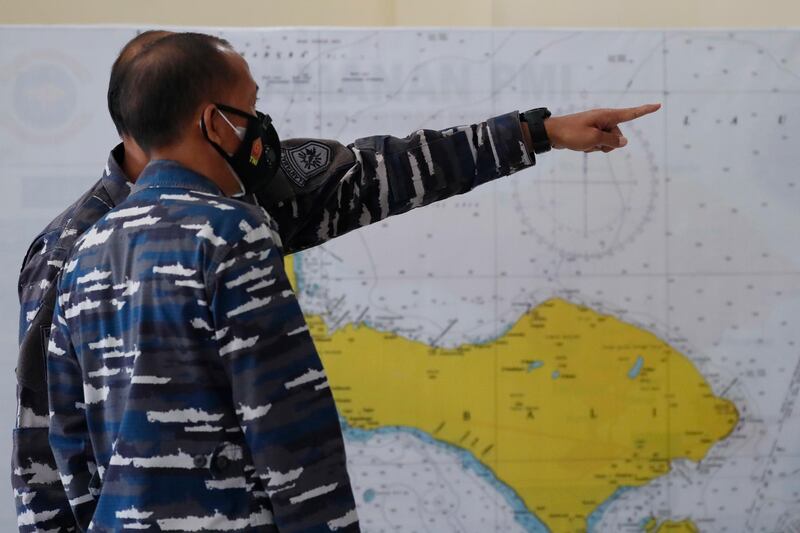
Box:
[343,423,551,532]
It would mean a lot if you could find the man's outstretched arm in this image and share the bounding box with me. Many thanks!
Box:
[260,104,660,254]
[260,111,533,253]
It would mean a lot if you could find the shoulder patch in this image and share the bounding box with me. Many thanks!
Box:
[280,141,331,188]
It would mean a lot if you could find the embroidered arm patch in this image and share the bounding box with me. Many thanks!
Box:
[280,141,332,188]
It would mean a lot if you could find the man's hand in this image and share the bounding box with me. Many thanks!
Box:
[543,104,661,153]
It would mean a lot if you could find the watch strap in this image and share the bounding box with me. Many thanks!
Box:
[521,107,552,155]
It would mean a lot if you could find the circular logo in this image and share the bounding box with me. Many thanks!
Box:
[13,63,78,129]
[2,49,91,143]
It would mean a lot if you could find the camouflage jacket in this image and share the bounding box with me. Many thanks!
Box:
[15,111,534,531]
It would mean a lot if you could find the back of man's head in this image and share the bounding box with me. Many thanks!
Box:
[107,30,172,136]
[118,32,240,154]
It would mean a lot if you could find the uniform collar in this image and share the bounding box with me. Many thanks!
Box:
[131,159,224,197]
[103,143,134,207]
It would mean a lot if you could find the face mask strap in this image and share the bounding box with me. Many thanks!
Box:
[215,102,257,120]
[200,113,235,155]
[216,109,246,140]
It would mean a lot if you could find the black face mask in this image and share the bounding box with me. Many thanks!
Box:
[200,103,281,195]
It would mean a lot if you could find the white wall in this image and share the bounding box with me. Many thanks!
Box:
[1,0,799,28]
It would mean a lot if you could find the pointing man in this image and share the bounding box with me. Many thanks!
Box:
[16,29,659,532]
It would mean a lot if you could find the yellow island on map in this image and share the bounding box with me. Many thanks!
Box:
[645,517,700,532]
[286,258,738,533]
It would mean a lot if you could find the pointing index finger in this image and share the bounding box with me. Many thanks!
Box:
[610,103,662,125]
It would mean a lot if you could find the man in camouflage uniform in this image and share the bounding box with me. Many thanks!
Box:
[15,29,659,532]
[14,32,169,531]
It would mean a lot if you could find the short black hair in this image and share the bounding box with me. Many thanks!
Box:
[118,32,239,152]
[107,30,172,136]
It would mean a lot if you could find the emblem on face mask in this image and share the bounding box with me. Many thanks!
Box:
[281,141,331,188]
[250,137,264,166]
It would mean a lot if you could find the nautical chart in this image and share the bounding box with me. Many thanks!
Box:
[0,27,798,532]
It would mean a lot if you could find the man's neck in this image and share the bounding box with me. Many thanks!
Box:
[121,147,147,182]
[120,137,149,182]
[150,141,241,197]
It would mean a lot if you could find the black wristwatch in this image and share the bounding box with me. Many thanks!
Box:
[520,107,552,155]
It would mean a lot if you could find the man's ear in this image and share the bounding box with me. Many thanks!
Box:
[201,104,223,145]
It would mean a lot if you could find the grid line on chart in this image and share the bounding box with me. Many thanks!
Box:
[347,454,800,466]
[490,28,500,533]
[662,30,674,517]
[256,89,800,95]
[301,272,800,280]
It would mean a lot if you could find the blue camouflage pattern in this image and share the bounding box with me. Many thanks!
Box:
[14,145,130,532]
[47,160,359,531]
[15,111,534,531]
